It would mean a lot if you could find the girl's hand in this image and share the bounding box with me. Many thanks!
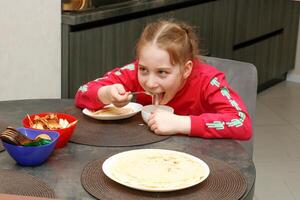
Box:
[147,110,191,135]
[98,84,132,107]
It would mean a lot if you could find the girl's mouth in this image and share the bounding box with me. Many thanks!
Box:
[145,90,165,104]
[152,92,165,105]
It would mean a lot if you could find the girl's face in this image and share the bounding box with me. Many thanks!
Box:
[138,44,190,104]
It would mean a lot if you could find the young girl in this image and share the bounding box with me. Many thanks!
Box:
[75,20,252,140]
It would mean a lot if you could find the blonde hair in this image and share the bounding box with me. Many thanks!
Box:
[136,20,200,67]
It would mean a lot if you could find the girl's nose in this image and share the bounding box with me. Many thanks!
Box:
[146,75,159,89]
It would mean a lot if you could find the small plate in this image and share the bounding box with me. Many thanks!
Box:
[102,149,210,192]
[82,102,143,120]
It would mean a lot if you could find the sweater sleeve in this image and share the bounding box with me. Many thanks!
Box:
[74,62,138,110]
[189,73,252,140]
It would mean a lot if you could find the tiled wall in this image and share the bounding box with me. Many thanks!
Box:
[0,0,61,101]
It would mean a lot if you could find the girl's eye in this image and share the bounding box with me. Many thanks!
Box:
[138,67,147,73]
[158,70,168,76]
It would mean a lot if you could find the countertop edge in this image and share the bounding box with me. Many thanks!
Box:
[62,0,215,26]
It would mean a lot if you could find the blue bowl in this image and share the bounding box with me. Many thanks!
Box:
[2,128,59,166]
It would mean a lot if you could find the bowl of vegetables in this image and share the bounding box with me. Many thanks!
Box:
[1,127,59,166]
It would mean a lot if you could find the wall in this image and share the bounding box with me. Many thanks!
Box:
[0,0,61,101]
[287,15,300,83]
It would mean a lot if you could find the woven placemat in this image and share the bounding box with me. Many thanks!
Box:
[0,170,55,198]
[81,155,247,200]
[0,143,4,152]
[0,142,4,152]
[0,120,9,152]
[64,107,170,147]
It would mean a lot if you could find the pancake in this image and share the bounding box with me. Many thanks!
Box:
[93,107,134,116]
[106,149,209,190]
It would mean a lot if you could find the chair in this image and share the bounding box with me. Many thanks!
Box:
[202,56,258,159]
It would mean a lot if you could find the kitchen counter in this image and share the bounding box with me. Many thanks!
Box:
[62,0,215,25]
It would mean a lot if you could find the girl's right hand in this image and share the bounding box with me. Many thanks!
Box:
[98,84,132,107]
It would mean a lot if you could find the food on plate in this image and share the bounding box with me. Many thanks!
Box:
[108,150,207,189]
[29,113,70,130]
[92,107,134,116]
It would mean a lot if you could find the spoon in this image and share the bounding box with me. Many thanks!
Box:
[129,91,160,105]
[129,91,152,95]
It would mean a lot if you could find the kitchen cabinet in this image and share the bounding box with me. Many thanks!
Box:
[62,0,300,97]
[234,0,285,45]
[62,0,223,97]
[233,34,283,85]
[232,0,300,90]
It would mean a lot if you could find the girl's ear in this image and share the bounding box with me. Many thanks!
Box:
[183,60,193,79]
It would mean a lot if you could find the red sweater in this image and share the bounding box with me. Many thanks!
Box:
[75,60,252,140]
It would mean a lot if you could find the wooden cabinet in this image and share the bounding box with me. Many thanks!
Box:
[281,2,300,75]
[66,19,146,97]
[232,0,300,90]
[62,1,220,97]
[234,0,285,45]
[62,0,300,97]
[210,0,235,58]
[233,34,283,85]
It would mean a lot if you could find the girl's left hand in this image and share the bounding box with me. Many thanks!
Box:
[147,110,190,135]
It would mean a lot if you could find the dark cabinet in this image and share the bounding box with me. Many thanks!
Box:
[67,19,146,97]
[234,0,285,45]
[210,0,235,58]
[232,0,300,89]
[62,0,300,97]
[281,2,300,75]
[233,34,283,85]
[62,1,220,97]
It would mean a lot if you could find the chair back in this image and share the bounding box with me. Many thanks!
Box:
[202,56,257,158]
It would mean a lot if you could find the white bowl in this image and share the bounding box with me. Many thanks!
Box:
[141,105,174,123]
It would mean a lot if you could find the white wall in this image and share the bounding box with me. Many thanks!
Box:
[287,15,300,83]
[0,0,61,101]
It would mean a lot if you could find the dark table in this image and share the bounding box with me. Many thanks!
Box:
[0,99,255,200]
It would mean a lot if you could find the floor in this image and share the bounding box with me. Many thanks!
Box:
[253,81,300,200]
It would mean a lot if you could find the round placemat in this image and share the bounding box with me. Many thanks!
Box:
[0,120,9,152]
[64,107,170,147]
[81,155,247,200]
[0,142,4,152]
[0,169,55,198]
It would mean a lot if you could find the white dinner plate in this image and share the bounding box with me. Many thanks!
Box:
[82,102,143,120]
[102,149,210,192]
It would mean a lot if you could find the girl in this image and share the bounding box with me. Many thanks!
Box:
[75,20,252,140]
